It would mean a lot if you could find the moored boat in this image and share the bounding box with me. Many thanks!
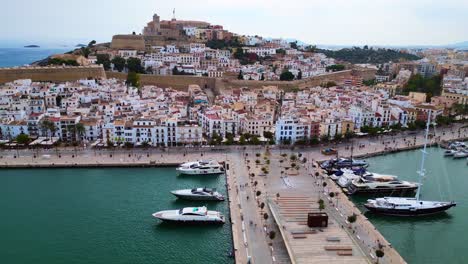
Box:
[176,160,224,175]
[152,206,225,224]
[347,178,418,195]
[443,149,458,157]
[171,188,224,201]
[453,149,468,159]
[364,197,456,216]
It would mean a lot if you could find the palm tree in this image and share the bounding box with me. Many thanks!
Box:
[39,120,49,138]
[75,123,85,143]
[48,122,57,139]
[65,124,75,143]
[375,249,384,263]
[39,119,57,140]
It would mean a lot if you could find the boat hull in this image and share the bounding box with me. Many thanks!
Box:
[347,186,418,195]
[364,203,456,216]
[453,154,468,159]
[155,217,225,224]
[171,193,224,201]
[176,169,224,175]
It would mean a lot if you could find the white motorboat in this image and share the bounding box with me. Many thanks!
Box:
[365,111,456,216]
[337,171,360,188]
[453,149,468,159]
[176,160,224,175]
[443,149,458,157]
[152,206,225,224]
[448,141,466,149]
[171,188,225,201]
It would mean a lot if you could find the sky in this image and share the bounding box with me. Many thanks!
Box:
[1,0,468,47]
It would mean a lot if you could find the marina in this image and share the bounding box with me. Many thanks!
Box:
[0,167,233,264]
[352,146,467,264]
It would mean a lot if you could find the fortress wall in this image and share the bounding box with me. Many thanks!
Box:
[216,70,353,92]
[111,35,146,51]
[106,72,216,91]
[107,70,353,93]
[352,68,377,80]
[0,66,106,84]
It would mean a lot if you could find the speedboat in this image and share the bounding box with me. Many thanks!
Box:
[347,178,418,195]
[364,197,456,216]
[176,160,224,175]
[443,149,458,157]
[171,188,225,201]
[152,206,225,224]
[453,149,468,159]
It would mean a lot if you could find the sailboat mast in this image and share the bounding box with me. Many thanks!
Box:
[415,111,432,201]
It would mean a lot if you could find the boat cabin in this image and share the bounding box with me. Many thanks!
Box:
[179,207,207,216]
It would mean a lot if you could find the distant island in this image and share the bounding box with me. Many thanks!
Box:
[75,44,86,47]
[24,45,40,48]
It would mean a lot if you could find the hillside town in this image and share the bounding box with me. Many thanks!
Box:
[0,67,466,147]
[48,12,338,80]
[0,11,467,148]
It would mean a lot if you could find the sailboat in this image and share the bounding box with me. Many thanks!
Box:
[364,111,456,216]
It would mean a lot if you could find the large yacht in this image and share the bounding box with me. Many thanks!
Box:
[347,178,418,195]
[337,170,399,189]
[176,160,224,175]
[152,206,225,224]
[364,197,456,216]
[171,188,225,201]
[365,112,456,216]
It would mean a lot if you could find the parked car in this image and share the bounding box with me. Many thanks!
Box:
[321,148,338,155]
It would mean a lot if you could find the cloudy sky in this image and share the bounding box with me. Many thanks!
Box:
[2,0,467,47]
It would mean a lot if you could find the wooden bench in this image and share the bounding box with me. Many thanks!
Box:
[291,230,317,235]
[292,234,307,239]
[324,246,353,251]
[326,237,341,242]
[337,251,353,256]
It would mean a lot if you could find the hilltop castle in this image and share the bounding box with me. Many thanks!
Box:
[143,12,210,38]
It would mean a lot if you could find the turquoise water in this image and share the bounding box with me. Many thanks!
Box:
[0,48,70,67]
[353,147,467,264]
[0,168,233,264]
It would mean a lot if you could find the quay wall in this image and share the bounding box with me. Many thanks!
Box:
[0,66,106,84]
[0,162,179,169]
[322,136,468,162]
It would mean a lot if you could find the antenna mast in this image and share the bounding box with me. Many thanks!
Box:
[415,111,431,201]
